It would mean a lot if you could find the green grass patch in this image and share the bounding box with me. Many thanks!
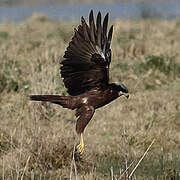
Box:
[0,31,8,39]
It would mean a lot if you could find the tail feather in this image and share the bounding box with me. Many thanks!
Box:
[30,95,61,102]
[29,95,77,109]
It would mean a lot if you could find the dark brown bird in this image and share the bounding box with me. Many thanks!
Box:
[30,10,129,154]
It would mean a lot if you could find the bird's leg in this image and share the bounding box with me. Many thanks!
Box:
[76,133,84,154]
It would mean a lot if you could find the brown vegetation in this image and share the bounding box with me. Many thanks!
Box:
[0,14,180,179]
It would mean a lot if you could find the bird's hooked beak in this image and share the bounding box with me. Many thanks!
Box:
[124,92,129,99]
[119,91,129,99]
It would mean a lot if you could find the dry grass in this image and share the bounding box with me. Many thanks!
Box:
[0,14,180,179]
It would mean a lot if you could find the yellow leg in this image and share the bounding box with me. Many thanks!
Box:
[76,133,84,155]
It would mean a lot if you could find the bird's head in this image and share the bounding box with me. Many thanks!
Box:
[110,83,129,99]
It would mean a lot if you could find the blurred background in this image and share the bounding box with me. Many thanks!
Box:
[0,0,180,179]
[0,0,180,22]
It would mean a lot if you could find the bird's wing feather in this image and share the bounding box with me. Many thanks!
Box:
[75,105,95,134]
[60,10,113,96]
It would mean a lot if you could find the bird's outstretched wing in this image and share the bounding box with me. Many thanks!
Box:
[75,105,95,134]
[60,10,113,96]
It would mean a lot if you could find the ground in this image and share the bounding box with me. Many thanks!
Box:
[0,14,180,179]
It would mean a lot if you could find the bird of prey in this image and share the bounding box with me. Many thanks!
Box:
[30,10,129,154]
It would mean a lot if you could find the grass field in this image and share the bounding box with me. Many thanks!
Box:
[0,14,180,179]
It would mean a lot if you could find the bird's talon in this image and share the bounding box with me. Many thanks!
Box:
[76,144,84,155]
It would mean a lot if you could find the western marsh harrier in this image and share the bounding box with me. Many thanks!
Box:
[30,10,129,154]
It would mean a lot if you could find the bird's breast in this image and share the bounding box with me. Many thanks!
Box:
[81,89,119,109]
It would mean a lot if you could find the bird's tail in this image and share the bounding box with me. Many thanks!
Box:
[29,95,77,110]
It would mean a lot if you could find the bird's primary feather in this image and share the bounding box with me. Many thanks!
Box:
[60,10,113,96]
